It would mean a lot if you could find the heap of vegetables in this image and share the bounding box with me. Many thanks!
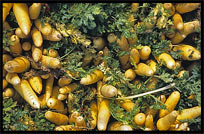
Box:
[2,3,201,131]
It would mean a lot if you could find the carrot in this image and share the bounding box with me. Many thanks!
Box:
[146,59,157,74]
[165,25,176,38]
[28,76,42,94]
[40,73,50,79]
[3,88,15,98]
[171,20,200,44]
[93,37,106,51]
[34,19,52,36]
[47,98,67,114]
[45,74,54,102]
[97,81,103,110]
[32,46,42,62]
[134,113,146,126]
[159,91,180,118]
[155,53,176,69]
[6,72,21,86]
[75,116,86,127]
[173,44,201,61]
[90,101,97,129]
[4,56,30,73]
[3,3,13,23]
[59,83,78,94]
[3,79,8,89]
[163,3,175,16]
[131,3,139,13]
[176,70,189,78]
[173,60,182,69]
[101,84,118,98]
[43,28,62,41]
[15,27,30,39]
[31,27,43,47]
[172,13,184,31]
[93,51,104,66]
[135,63,154,76]
[38,94,47,107]
[125,69,136,81]
[127,28,138,46]
[55,125,84,131]
[97,99,111,130]
[13,79,40,109]
[175,3,201,14]
[41,55,61,69]
[145,114,154,130]
[80,70,104,85]
[57,94,67,101]
[58,77,72,87]
[157,110,178,130]
[10,35,22,56]
[29,3,41,20]
[51,86,60,99]
[22,42,31,51]
[3,54,13,65]
[107,33,117,44]
[109,121,133,131]
[139,46,151,60]
[69,111,80,124]
[13,3,32,35]
[130,48,140,65]
[116,99,135,112]
[176,106,201,123]
[48,49,59,58]
[45,111,68,125]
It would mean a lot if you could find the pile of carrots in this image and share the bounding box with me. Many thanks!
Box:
[2,3,201,131]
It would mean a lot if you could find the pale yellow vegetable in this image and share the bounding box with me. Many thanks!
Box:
[107,33,117,44]
[146,59,157,74]
[55,125,84,131]
[145,114,154,130]
[124,69,136,81]
[22,42,31,51]
[28,76,42,94]
[3,3,13,23]
[41,55,61,69]
[13,3,32,35]
[45,74,54,102]
[3,54,13,65]
[157,111,178,130]
[51,86,60,99]
[175,3,201,14]
[69,111,80,124]
[101,84,118,98]
[38,94,47,107]
[75,116,86,127]
[131,3,139,12]
[97,99,111,130]
[48,49,59,58]
[43,28,62,41]
[173,13,184,31]
[13,79,40,109]
[97,81,103,110]
[159,91,180,118]
[34,19,52,36]
[80,70,104,85]
[32,46,42,62]
[155,53,176,69]
[57,94,67,101]
[134,113,146,126]
[146,77,158,90]
[127,28,138,46]
[109,121,133,131]
[10,35,22,56]
[177,70,189,78]
[29,3,41,20]
[3,79,8,89]
[139,46,151,60]
[6,72,21,86]
[4,56,30,73]
[135,63,154,76]
[31,27,43,47]
[90,101,97,129]
[47,98,67,114]
[130,48,140,65]
[173,44,201,61]
[40,73,50,79]
[116,99,135,112]
[45,111,68,125]
[3,88,15,98]
[58,77,72,87]
[59,83,78,94]
[15,27,30,39]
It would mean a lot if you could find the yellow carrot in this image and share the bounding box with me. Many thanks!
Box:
[59,83,78,94]
[31,27,43,47]
[4,56,30,73]
[139,46,151,60]
[3,88,15,98]
[58,77,72,87]
[45,74,54,102]
[28,76,42,94]
[3,79,8,89]
[116,99,135,112]
[45,111,68,125]
[97,99,111,130]
[93,37,106,51]
[34,19,52,36]
[172,13,184,31]
[6,72,21,86]
[175,3,201,14]
[22,42,31,51]
[134,113,146,126]
[41,55,61,69]
[157,111,178,130]
[48,49,59,58]
[159,91,180,118]
[124,69,136,81]
[101,84,118,98]
[38,94,47,107]
[97,81,103,110]
[51,86,60,99]
[29,3,41,20]
[80,70,104,85]
[146,59,157,74]
[57,94,67,101]
[47,98,67,114]
[32,46,42,62]
[69,111,80,124]
[10,35,22,56]
[13,79,40,109]
[75,116,86,127]
[135,63,154,76]
[43,28,62,41]
[13,3,32,35]
[155,53,176,69]
[15,27,30,39]
[146,77,158,90]
[90,101,97,129]
[130,48,140,65]
[145,114,154,130]
[3,3,13,23]
[3,54,13,65]
[107,33,117,44]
